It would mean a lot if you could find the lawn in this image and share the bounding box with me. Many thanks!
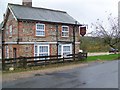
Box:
[87,53,120,62]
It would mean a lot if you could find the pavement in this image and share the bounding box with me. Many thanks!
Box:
[2,60,119,88]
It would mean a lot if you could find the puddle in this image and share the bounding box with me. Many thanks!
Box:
[34,73,42,76]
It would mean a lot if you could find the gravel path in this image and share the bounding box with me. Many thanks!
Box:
[88,52,110,56]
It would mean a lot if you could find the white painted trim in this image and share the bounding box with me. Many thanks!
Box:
[5,42,17,44]
[5,42,80,45]
[8,6,18,21]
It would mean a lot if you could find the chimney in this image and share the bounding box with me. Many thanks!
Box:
[3,13,5,21]
[22,0,32,7]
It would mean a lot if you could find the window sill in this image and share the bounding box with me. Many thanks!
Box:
[35,35,45,37]
[9,36,12,38]
[61,36,69,38]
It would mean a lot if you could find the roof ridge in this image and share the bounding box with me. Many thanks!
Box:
[8,3,67,13]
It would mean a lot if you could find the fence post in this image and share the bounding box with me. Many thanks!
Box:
[78,52,82,61]
[23,57,27,69]
[2,58,5,70]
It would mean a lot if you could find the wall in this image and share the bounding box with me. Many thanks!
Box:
[4,9,80,58]
[4,9,18,58]
[18,21,80,42]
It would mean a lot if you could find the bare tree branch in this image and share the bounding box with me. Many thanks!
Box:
[91,14,120,49]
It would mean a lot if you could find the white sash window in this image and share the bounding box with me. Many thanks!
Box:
[36,23,45,36]
[62,26,69,37]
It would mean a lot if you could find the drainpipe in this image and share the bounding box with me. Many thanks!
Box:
[56,24,58,60]
[1,28,5,70]
[73,21,77,61]
[17,21,19,44]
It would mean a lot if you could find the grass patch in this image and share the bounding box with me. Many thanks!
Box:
[87,53,120,62]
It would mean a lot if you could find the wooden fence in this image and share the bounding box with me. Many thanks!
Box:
[2,53,87,69]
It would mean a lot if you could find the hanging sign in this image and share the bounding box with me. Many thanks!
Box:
[80,26,86,36]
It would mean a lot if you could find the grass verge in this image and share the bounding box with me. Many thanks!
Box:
[87,53,120,62]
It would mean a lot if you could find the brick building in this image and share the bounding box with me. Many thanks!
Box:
[2,0,82,59]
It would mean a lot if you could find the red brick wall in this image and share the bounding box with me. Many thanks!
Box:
[4,10,80,58]
[17,21,80,42]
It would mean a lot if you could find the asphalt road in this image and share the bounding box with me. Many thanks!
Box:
[3,60,119,88]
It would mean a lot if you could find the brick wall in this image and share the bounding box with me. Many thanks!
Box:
[4,10,19,58]
[4,10,80,58]
[18,21,80,42]
[4,11,18,43]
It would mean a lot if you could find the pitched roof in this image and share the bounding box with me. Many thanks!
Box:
[8,3,80,25]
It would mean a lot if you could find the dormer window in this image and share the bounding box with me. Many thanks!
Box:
[62,26,69,37]
[36,23,45,36]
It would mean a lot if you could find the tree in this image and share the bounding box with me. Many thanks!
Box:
[91,13,120,49]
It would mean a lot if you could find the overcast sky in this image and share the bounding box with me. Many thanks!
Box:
[0,0,119,33]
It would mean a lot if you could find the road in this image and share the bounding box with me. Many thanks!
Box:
[3,60,119,88]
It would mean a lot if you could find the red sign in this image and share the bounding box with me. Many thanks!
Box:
[80,27,86,36]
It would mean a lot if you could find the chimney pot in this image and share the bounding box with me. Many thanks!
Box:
[22,0,32,7]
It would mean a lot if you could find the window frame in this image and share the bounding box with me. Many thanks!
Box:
[62,44,72,57]
[9,25,12,37]
[58,44,72,57]
[36,23,45,36]
[61,26,69,37]
[34,44,49,60]
[5,46,9,58]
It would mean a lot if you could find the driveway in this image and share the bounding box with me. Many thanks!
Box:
[2,60,119,88]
